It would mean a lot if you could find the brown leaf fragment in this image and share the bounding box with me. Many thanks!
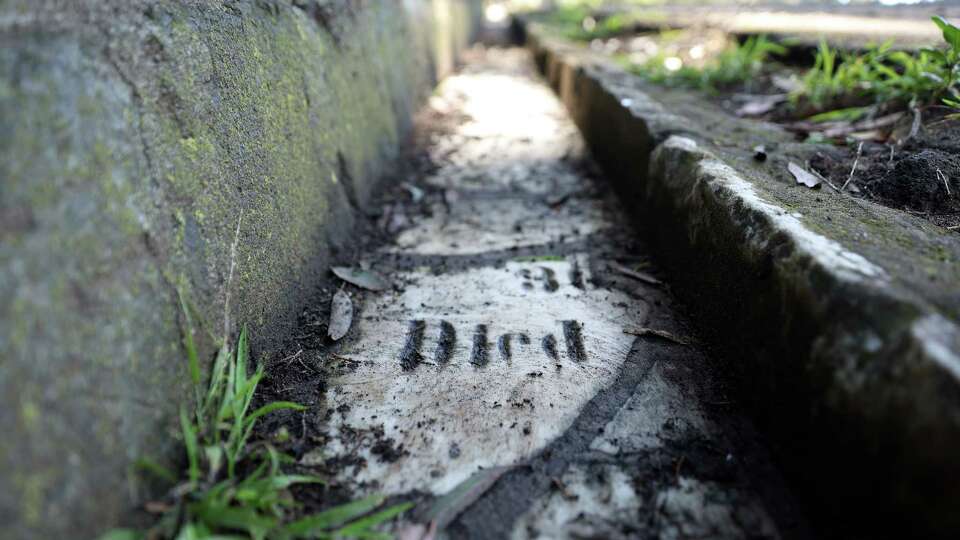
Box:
[328,289,353,341]
[144,501,173,514]
[610,261,661,285]
[849,130,885,142]
[788,162,822,189]
[546,188,579,208]
[331,266,390,291]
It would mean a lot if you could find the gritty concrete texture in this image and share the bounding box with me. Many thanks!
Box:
[522,22,960,538]
[0,1,480,538]
[280,47,809,540]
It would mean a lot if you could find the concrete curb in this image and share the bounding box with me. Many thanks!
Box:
[523,22,960,538]
[0,2,480,537]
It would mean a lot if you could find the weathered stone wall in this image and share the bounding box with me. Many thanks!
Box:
[0,1,479,537]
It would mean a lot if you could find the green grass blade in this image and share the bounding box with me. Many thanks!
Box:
[933,16,960,52]
[174,522,205,540]
[191,504,277,540]
[97,529,143,540]
[333,502,414,537]
[179,290,202,390]
[204,345,231,418]
[235,327,249,396]
[202,478,234,507]
[267,474,325,490]
[284,495,386,535]
[266,444,282,476]
[133,457,178,485]
[807,106,870,123]
[180,407,200,485]
[244,402,306,430]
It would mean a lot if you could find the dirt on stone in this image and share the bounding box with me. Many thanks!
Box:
[810,116,960,229]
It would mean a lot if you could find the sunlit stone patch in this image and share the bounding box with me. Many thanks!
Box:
[321,257,646,495]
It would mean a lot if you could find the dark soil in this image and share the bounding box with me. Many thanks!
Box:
[709,66,960,231]
[660,44,960,230]
[809,114,960,229]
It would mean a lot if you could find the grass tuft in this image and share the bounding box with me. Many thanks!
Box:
[628,35,785,92]
[102,300,409,540]
[545,6,636,42]
[785,16,960,117]
[554,9,960,120]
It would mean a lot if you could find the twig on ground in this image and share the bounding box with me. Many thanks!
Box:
[841,142,864,192]
[623,327,694,346]
[281,347,304,364]
[907,106,922,142]
[806,163,840,193]
[790,111,903,138]
[610,261,661,285]
[937,168,952,196]
[223,210,244,344]
[297,356,320,374]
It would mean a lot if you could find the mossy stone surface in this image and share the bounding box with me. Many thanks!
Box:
[525,25,960,538]
[0,1,479,538]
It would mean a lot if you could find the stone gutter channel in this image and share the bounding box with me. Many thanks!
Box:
[516,19,960,540]
[5,3,958,537]
[287,46,812,540]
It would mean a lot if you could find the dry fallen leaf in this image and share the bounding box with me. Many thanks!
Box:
[788,162,822,189]
[771,73,803,93]
[331,266,390,291]
[735,94,786,117]
[328,289,353,341]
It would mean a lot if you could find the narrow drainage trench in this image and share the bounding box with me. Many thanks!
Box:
[263,47,810,539]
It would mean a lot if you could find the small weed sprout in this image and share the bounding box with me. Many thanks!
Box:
[792,16,960,117]
[545,6,634,41]
[102,295,410,540]
[629,35,785,92]
[700,36,786,90]
[932,15,960,113]
[549,9,960,119]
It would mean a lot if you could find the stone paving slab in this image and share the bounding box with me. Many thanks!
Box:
[522,20,960,539]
